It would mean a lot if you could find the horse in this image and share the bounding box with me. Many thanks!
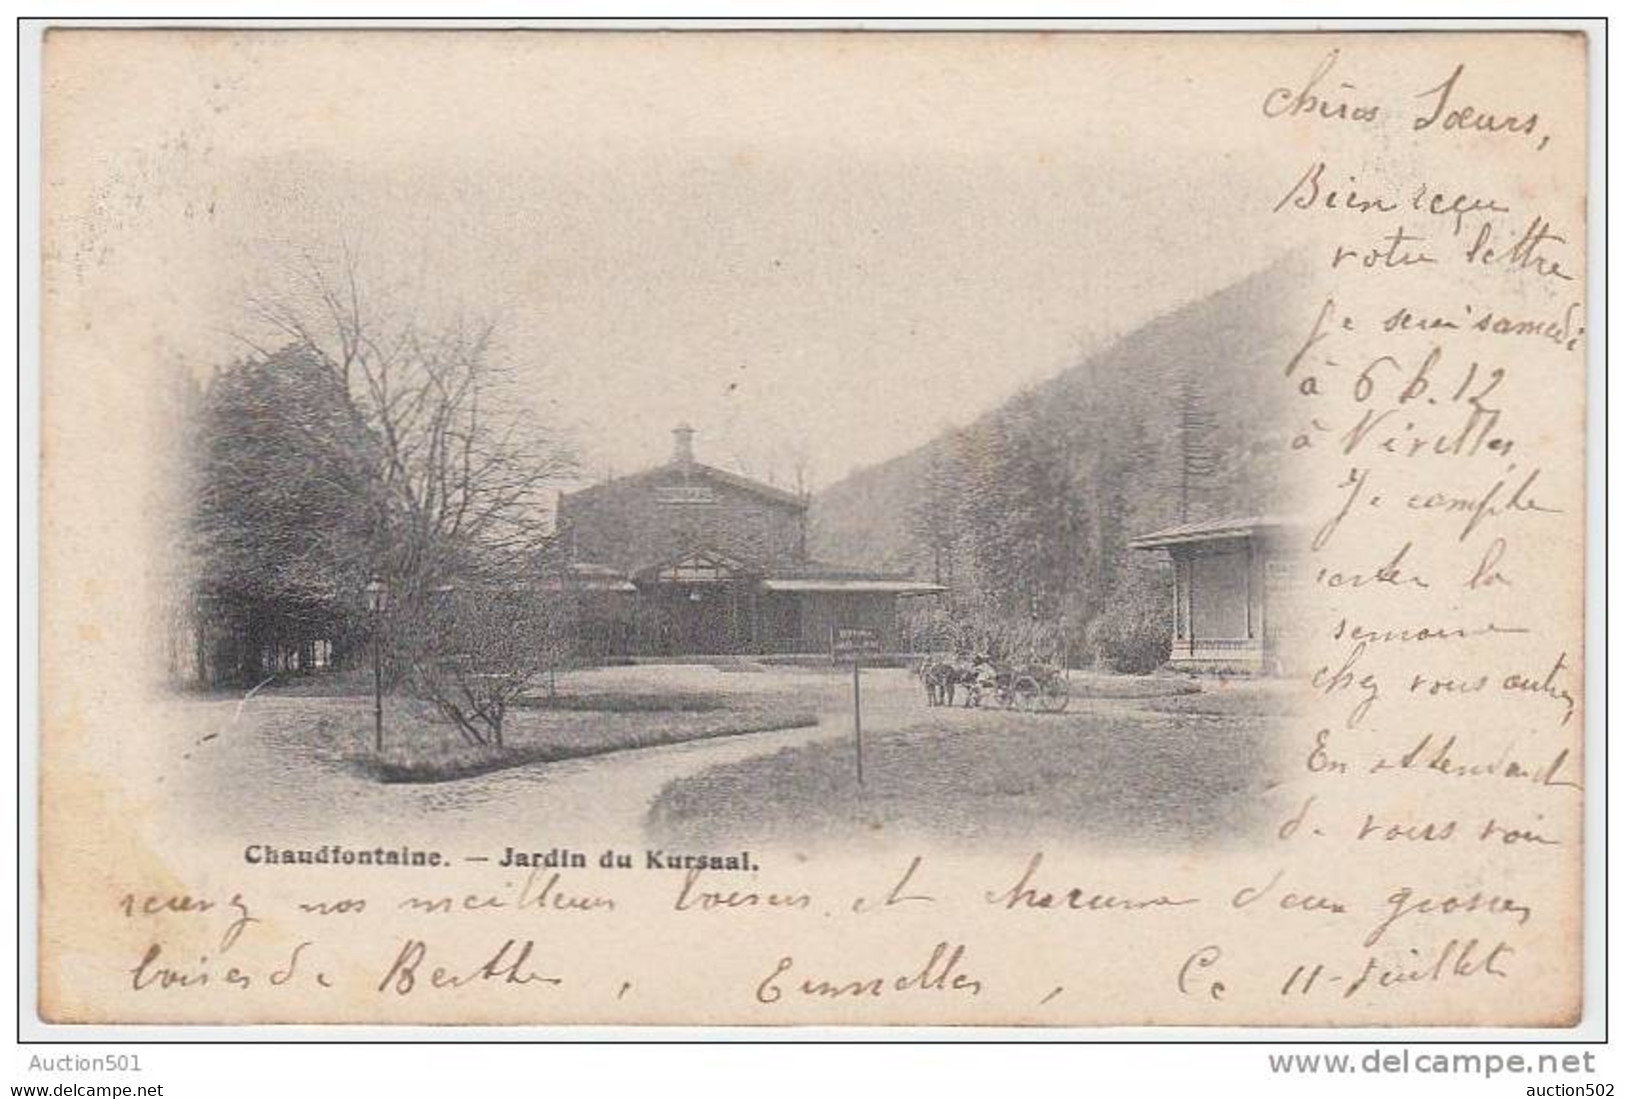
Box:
[916,656,963,707]
[918,655,996,708]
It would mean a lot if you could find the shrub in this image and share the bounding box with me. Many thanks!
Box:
[392,582,577,748]
[1087,577,1171,674]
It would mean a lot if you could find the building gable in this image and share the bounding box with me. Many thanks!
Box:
[565,461,807,515]
[642,548,752,584]
[558,427,808,575]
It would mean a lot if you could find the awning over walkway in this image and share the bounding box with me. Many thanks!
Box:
[759,578,947,594]
[1128,516,1295,550]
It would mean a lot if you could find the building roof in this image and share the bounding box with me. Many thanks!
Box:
[1128,516,1296,550]
[634,548,753,583]
[561,426,809,511]
[558,554,940,594]
[760,560,941,592]
[767,559,917,582]
[760,578,947,594]
[534,562,639,592]
[560,460,809,512]
[695,462,810,510]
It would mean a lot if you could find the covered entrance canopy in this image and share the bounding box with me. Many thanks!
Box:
[574,550,945,657]
[635,550,756,655]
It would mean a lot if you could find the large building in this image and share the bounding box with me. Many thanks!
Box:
[557,426,941,656]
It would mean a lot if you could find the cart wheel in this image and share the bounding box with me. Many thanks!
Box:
[1011,675,1041,711]
[1040,680,1070,713]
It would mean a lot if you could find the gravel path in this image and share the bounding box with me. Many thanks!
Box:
[154,666,909,852]
[148,665,1228,857]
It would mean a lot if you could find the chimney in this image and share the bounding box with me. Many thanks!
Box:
[672,422,696,465]
[672,422,698,464]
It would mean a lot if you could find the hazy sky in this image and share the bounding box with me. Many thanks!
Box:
[49,30,1309,490]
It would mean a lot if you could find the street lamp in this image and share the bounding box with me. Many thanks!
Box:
[365,576,389,755]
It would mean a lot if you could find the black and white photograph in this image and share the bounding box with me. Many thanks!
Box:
[25,20,1595,1055]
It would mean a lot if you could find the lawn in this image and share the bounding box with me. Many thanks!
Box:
[1060,672,1202,700]
[645,687,1292,851]
[255,670,821,784]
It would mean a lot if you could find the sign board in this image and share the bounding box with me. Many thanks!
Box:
[655,484,718,505]
[830,626,882,662]
[828,626,880,787]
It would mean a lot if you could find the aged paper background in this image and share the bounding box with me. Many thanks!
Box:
[38,29,1587,1026]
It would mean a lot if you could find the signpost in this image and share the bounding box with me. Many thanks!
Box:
[830,626,882,786]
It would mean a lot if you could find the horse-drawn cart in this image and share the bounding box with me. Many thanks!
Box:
[994,661,1071,712]
[919,656,1070,713]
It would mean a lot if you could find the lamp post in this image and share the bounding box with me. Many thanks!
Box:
[365,576,388,755]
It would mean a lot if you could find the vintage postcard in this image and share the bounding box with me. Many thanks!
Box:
[35,27,1589,1026]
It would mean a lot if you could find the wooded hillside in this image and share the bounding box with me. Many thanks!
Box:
[809,254,1310,663]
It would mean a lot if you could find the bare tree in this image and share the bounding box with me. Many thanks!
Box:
[239,244,577,745]
[785,443,815,501]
